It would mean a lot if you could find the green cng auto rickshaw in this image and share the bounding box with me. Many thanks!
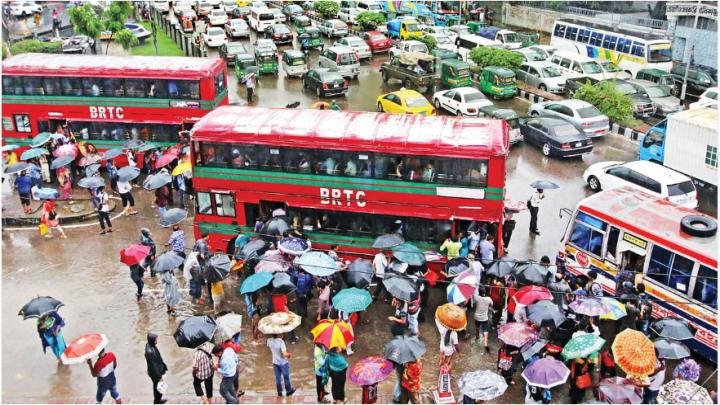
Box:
[516,32,540,48]
[467,21,488,33]
[440,59,472,88]
[255,48,278,75]
[294,15,311,35]
[234,53,258,79]
[299,26,323,51]
[282,49,308,78]
[478,66,517,99]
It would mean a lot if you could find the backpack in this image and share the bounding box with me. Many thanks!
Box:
[498,351,513,371]
[572,361,591,389]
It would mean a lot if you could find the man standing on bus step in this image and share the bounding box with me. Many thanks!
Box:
[527,189,544,235]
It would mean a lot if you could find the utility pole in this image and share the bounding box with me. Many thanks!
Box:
[680,0,702,107]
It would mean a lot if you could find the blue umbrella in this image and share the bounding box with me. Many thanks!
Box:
[332,288,372,313]
[34,187,60,200]
[278,237,309,256]
[117,166,141,182]
[159,208,187,227]
[240,272,273,294]
[392,243,425,266]
[124,139,144,149]
[2,144,20,152]
[4,162,30,174]
[20,147,48,161]
[31,132,53,147]
[137,144,158,153]
[101,148,124,161]
[530,180,559,190]
[143,173,172,190]
[50,155,74,170]
[85,163,101,177]
[77,176,105,189]
[294,251,339,277]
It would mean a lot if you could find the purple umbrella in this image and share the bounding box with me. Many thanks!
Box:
[569,297,611,317]
[497,322,538,348]
[521,357,570,389]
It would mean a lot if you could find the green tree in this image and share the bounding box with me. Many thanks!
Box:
[355,11,386,30]
[313,1,339,19]
[468,47,524,71]
[10,39,62,55]
[407,33,436,51]
[2,43,7,60]
[574,81,633,123]
[103,1,133,54]
[68,3,103,54]
[114,28,139,52]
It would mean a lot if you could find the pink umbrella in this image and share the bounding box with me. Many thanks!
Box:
[497,322,538,348]
[597,377,643,404]
[254,251,291,273]
[349,356,394,385]
[61,333,109,365]
[569,297,611,317]
[54,144,78,158]
[155,152,178,169]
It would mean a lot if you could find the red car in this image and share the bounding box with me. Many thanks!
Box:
[361,31,391,53]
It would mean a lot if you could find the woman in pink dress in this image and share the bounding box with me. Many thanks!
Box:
[57,168,72,200]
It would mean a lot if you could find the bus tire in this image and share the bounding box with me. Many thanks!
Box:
[680,215,717,237]
[587,175,601,191]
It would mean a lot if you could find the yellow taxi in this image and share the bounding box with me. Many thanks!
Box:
[376,89,436,115]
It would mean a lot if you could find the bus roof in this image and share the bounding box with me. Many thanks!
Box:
[555,19,671,42]
[577,187,717,266]
[2,53,224,80]
[191,106,508,158]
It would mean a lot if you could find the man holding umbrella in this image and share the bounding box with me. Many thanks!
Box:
[87,348,122,404]
[528,188,544,235]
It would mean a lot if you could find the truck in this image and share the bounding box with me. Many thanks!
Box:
[386,17,422,40]
[476,27,522,49]
[379,52,438,90]
[639,108,718,195]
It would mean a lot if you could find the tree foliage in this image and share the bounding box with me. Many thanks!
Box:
[468,47,524,71]
[103,1,133,54]
[313,1,339,18]
[10,39,62,55]
[574,81,634,123]
[68,3,103,53]
[407,33,436,51]
[355,11,386,30]
[114,28,139,51]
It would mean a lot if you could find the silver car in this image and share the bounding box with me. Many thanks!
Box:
[516,62,568,94]
[528,99,610,137]
[513,48,546,63]
[225,18,250,38]
[628,79,682,117]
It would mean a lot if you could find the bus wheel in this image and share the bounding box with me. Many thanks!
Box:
[588,175,601,191]
[681,215,717,237]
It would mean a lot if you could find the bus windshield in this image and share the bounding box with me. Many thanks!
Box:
[649,44,673,63]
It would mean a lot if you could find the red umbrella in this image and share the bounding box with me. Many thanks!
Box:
[155,152,178,169]
[120,244,151,266]
[508,285,552,315]
[61,333,109,365]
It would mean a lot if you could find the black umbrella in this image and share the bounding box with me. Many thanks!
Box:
[159,208,188,227]
[153,251,184,274]
[50,155,74,170]
[514,262,547,286]
[271,272,296,294]
[384,335,426,364]
[527,300,565,327]
[382,272,417,301]
[4,162,30,174]
[345,258,373,288]
[486,256,516,278]
[143,173,172,190]
[651,318,696,340]
[101,148,124,161]
[77,176,105,189]
[240,239,269,260]
[530,180,559,190]
[445,257,470,277]
[260,216,291,240]
[174,315,217,348]
[117,166,141,182]
[372,233,405,249]
[653,338,691,359]
[206,254,232,283]
[18,296,64,319]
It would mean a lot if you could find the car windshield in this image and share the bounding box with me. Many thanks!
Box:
[231,20,244,26]
[228,44,244,52]
[581,62,603,74]
[454,27,471,35]
[336,21,348,29]
[260,13,274,20]
[464,92,487,102]
[435,35,451,44]
[410,44,428,52]
[668,180,695,196]
[288,5,301,12]
[346,38,364,46]
[405,23,419,32]
[370,34,386,41]
[577,106,602,118]
[601,61,621,72]
[338,53,358,65]
[406,97,429,107]
[455,67,470,77]
[526,51,545,61]
[615,82,637,95]
[212,10,224,16]
[290,58,305,66]
[541,66,561,77]
[646,85,671,97]
[553,124,580,136]
[649,44,673,63]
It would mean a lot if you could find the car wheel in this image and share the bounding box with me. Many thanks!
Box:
[456,109,463,116]
[302,79,308,89]
[377,102,384,112]
[588,175,601,191]
[316,87,321,97]
[381,70,388,82]
[530,111,539,117]
[542,143,552,156]
[433,99,441,110]
[403,78,413,89]
[539,84,547,92]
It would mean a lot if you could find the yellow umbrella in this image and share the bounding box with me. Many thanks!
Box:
[171,161,191,176]
[311,319,354,349]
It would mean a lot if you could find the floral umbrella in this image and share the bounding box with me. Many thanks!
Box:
[561,333,606,360]
[446,270,477,305]
[569,297,611,317]
[612,329,657,376]
[658,379,713,404]
[53,143,77,158]
[497,322,538,348]
[599,297,627,320]
[435,303,467,331]
[349,356,394,386]
[311,319,354,350]
[673,358,701,382]
[458,369,508,401]
[278,237,310,256]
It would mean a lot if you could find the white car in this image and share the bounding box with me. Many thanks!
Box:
[334,36,372,59]
[173,1,192,16]
[255,38,277,52]
[422,25,454,39]
[196,1,213,16]
[432,87,493,116]
[203,27,227,47]
[222,0,238,13]
[209,8,229,26]
[513,48,546,63]
[598,60,632,80]
[225,18,249,38]
[527,45,557,60]
[689,87,718,110]
[152,0,170,13]
[389,40,428,57]
[270,8,286,23]
[583,161,698,209]
[516,62,569,94]
[338,7,362,24]
[429,34,456,52]
[10,1,42,17]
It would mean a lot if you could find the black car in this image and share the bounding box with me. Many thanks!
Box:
[265,24,293,44]
[302,68,348,97]
[519,117,593,157]
[670,63,717,100]
[231,6,251,20]
[219,42,247,65]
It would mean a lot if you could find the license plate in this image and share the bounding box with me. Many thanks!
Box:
[575,142,582,147]
[334,84,339,88]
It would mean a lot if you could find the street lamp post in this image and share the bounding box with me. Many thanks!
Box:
[680,0,702,107]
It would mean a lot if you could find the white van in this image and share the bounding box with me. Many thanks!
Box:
[455,35,502,64]
[318,46,360,79]
[248,7,275,33]
[550,51,606,81]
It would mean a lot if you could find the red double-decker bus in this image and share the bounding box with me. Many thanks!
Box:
[190,106,508,268]
[2,53,228,151]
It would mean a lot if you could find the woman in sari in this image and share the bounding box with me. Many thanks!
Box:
[161,270,181,317]
[37,311,66,362]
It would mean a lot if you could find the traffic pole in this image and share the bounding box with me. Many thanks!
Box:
[680,0,701,107]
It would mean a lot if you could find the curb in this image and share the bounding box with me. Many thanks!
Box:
[1,199,118,227]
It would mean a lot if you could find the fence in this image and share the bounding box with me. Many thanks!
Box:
[142,5,207,58]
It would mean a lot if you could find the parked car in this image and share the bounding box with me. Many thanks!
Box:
[10,1,41,17]
[265,24,293,44]
[515,62,567,94]
[423,26,455,41]
[478,67,517,100]
[173,1,192,16]
[389,40,429,57]
[218,42,247,65]
[152,0,170,13]
[583,160,698,208]
[528,99,610,137]
[428,34,456,52]
[432,87,493,116]
[519,117,593,157]
[598,60,631,79]
[302,68,349,97]
[221,0,238,14]
[361,31,391,53]
[225,18,249,38]
[448,24,471,38]
[380,53,437,90]
[628,80,682,117]
[318,46,360,79]
[689,87,718,109]
[179,8,197,22]
[513,48,546,63]
[231,6,251,20]
[377,89,435,115]
[282,3,304,20]
[597,79,655,117]
[254,38,277,52]
[670,63,717,99]
[209,8,229,25]
[636,68,676,88]
[334,36,372,59]
[338,7,362,24]
[282,50,308,78]
[318,19,349,38]
[527,45,557,60]
[203,27,227,47]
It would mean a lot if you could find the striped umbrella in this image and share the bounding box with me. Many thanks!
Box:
[599,297,627,320]
[562,333,606,360]
[311,319,354,350]
[612,329,657,376]
[446,270,477,305]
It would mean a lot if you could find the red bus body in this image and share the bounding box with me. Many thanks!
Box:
[190,106,508,271]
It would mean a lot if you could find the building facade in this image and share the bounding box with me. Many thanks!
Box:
[666,1,718,69]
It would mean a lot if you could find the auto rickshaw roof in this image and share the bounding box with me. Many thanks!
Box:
[484,66,515,77]
[441,59,469,68]
[283,50,306,59]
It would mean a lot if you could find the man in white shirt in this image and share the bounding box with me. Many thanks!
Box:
[372,251,390,301]
[528,189,544,235]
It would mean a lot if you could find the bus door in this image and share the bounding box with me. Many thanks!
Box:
[616,230,649,285]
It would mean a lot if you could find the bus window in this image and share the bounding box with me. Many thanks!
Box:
[631,42,645,58]
[590,32,603,47]
[82,78,102,97]
[173,80,200,99]
[22,76,43,95]
[42,78,62,95]
[61,77,83,96]
[577,29,590,43]
[602,35,617,50]
[453,159,488,187]
[617,38,631,54]
[566,27,578,40]
[230,145,256,169]
[214,193,236,217]
[215,71,226,95]
[318,150,343,176]
[648,245,694,294]
[553,23,566,38]
[344,152,373,178]
[693,265,718,308]
[605,226,620,263]
[648,45,673,63]
[257,146,283,171]
[2,75,19,95]
[125,79,146,97]
[147,80,168,98]
[197,192,213,214]
[102,78,125,96]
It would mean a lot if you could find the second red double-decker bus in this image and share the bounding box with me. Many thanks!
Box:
[190,106,508,268]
